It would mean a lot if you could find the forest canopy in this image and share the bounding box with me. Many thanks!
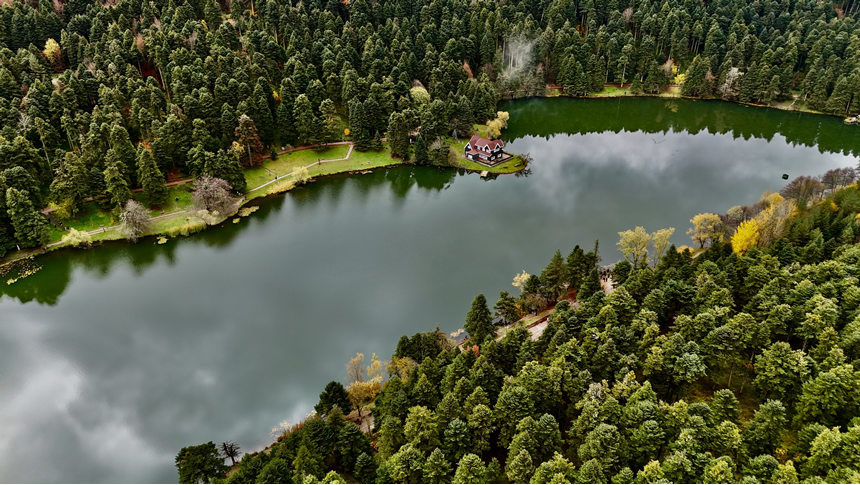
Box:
[181,171,860,484]
[2,0,860,255]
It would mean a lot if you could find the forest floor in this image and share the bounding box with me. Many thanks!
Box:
[2,133,528,264]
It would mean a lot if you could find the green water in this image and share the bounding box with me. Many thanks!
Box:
[0,98,856,482]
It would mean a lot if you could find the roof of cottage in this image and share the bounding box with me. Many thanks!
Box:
[467,135,504,155]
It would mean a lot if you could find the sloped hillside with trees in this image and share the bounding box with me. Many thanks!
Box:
[176,175,860,483]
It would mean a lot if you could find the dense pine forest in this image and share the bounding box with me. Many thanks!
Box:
[2,0,860,255]
[173,178,860,483]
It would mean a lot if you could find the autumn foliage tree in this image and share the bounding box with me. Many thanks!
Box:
[235,115,263,166]
[731,219,760,255]
[687,213,724,248]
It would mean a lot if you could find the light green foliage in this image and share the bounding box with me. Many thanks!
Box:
[423,448,452,483]
[404,406,440,454]
[795,364,860,427]
[753,342,809,403]
[703,457,735,484]
[453,454,487,484]
[506,449,535,483]
[467,404,494,454]
[60,227,92,248]
[387,443,425,484]
[531,453,577,484]
[617,226,652,269]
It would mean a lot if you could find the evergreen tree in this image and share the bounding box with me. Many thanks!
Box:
[423,448,452,483]
[349,98,371,151]
[103,161,132,214]
[414,135,429,165]
[505,449,535,483]
[6,187,49,248]
[388,112,410,160]
[464,294,493,345]
[579,268,602,300]
[136,146,167,207]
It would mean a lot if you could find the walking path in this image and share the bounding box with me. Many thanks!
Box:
[245,143,355,194]
[42,143,362,249]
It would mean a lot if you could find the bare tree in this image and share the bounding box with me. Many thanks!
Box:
[781,175,824,202]
[718,68,742,100]
[193,174,234,214]
[621,7,634,25]
[346,352,366,385]
[119,200,151,242]
[820,167,857,194]
[220,441,241,466]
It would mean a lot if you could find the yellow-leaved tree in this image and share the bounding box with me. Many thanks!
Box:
[652,227,675,263]
[617,226,652,269]
[731,219,760,254]
[687,213,724,248]
[512,270,530,291]
[42,38,62,71]
[756,193,795,246]
[346,352,385,417]
[487,111,511,137]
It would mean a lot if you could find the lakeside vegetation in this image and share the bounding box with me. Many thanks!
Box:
[1,0,860,258]
[176,168,860,484]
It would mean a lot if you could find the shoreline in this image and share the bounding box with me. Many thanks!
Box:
[503,84,841,118]
[0,142,525,268]
[1,92,847,269]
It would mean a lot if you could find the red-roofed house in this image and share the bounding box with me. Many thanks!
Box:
[464,135,505,163]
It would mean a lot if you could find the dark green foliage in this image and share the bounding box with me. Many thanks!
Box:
[315,381,351,416]
[413,135,429,166]
[137,147,167,207]
[464,294,493,345]
[174,441,228,484]
[6,187,49,247]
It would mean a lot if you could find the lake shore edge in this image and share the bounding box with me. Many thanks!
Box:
[0,144,526,268]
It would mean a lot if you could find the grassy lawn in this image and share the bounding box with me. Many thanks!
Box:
[48,225,66,243]
[153,185,193,215]
[65,201,117,233]
[312,144,396,175]
[46,185,195,244]
[593,86,633,97]
[267,145,350,176]
[244,165,274,191]
[519,307,554,327]
[148,212,203,234]
[36,133,527,257]
[460,156,524,173]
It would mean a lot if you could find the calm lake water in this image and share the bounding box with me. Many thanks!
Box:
[1,98,858,482]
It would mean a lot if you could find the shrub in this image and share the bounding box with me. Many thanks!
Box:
[61,228,92,248]
[164,221,206,237]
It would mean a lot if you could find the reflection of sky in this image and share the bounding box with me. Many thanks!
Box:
[0,117,856,483]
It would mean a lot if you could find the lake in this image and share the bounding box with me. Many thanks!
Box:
[1,97,857,482]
